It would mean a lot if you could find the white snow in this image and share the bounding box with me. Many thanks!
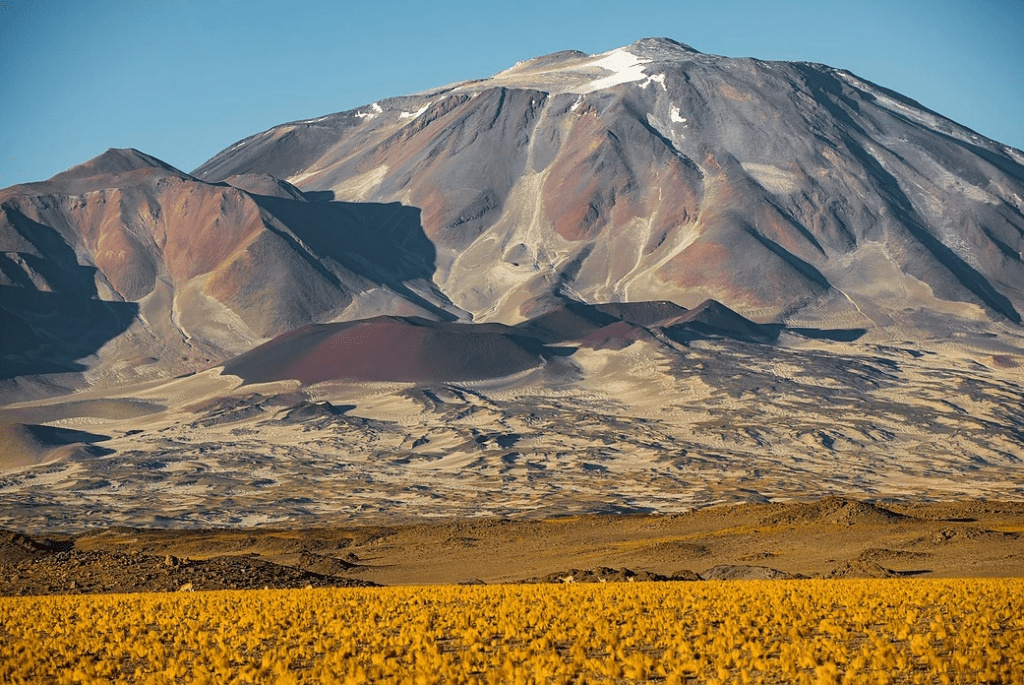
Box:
[645,73,667,90]
[400,102,430,119]
[670,106,687,124]
[570,96,583,112]
[578,48,653,92]
[355,102,384,120]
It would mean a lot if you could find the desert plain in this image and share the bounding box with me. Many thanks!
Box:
[2,326,1022,594]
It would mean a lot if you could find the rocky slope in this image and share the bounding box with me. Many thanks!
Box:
[196,37,1024,332]
[1,149,460,390]
[3,499,1022,593]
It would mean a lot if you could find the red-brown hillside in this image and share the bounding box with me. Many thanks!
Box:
[222,316,548,385]
[0,149,458,384]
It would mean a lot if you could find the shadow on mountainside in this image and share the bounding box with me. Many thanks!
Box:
[779,327,868,342]
[246,190,457,322]
[0,289,139,380]
[1,210,140,380]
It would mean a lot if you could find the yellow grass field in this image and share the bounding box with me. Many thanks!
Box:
[2,579,1021,684]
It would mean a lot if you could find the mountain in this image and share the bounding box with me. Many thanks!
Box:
[664,299,779,343]
[2,40,1024,529]
[3,38,1024,398]
[196,37,1024,332]
[0,149,460,388]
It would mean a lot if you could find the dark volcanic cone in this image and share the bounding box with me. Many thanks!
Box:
[222,316,547,385]
[513,300,688,348]
[512,301,622,344]
[578,320,660,351]
[592,300,690,327]
[664,299,778,342]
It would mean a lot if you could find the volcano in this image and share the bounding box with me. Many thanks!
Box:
[194,37,1023,331]
[2,38,1023,395]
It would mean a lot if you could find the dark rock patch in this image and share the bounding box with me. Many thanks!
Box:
[529,566,701,583]
[701,564,802,580]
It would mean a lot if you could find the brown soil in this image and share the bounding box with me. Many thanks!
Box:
[2,497,1021,596]
[0,527,374,596]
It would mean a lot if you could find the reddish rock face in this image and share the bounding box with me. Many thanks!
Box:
[542,98,702,245]
[0,149,457,382]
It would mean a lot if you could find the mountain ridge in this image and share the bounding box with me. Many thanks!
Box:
[0,148,462,388]
[3,38,1024,396]
[192,38,1024,331]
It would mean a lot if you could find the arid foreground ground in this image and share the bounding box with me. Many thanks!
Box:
[2,497,1021,596]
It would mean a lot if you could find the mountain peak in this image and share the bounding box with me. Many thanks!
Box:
[191,38,1024,332]
[223,173,307,201]
[626,37,701,59]
[34,148,191,194]
[499,49,589,76]
[50,148,184,181]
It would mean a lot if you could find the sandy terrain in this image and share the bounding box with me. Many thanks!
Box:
[1,331,1021,533]
[0,329,1020,597]
[1,497,1021,595]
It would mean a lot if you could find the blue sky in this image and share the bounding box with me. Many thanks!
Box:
[1,0,1021,187]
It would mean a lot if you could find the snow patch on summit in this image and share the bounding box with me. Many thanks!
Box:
[579,48,653,92]
[400,103,430,120]
[646,73,667,91]
[356,103,384,120]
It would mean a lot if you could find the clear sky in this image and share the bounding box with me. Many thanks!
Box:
[1,0,1021,188]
